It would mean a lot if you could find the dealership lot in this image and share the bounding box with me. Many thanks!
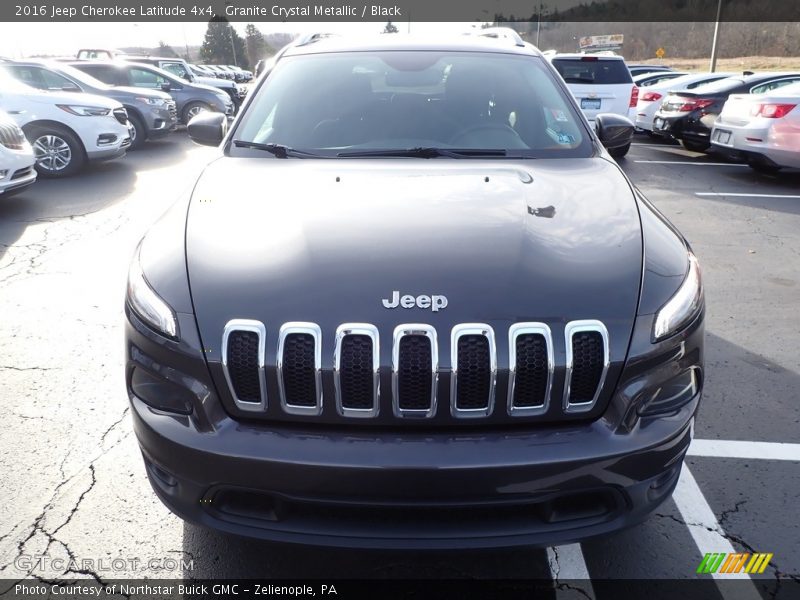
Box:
[0,134,798,597]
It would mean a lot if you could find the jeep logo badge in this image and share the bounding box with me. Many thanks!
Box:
[382,291,448,312]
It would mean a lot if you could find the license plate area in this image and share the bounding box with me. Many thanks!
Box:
[713,129,731,144]
[580,98,602,110]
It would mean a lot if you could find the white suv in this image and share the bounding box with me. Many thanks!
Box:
[0,71,131,178]
[0,109,36,196]
[549,53,637,156]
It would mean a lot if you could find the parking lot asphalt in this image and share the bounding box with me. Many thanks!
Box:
[0,133,798,598]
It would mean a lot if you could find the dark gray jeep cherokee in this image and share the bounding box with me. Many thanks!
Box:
[125,34,704,549]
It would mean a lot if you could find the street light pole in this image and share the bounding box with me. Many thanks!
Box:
[709,0,723,72]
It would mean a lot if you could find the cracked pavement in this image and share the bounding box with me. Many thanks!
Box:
[0,134,798,595]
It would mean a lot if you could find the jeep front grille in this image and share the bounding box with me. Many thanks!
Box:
[508,323,553,416]
[450,324,496,418]
[564,320,610,413]
[218,319,610,421]
[277,323,322,416]
[221,320,266,411]
[334,324,380,418]
[392,325,437,418]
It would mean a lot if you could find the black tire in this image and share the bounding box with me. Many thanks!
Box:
[609,143,631,159]
[182,101,211,124]
[26,124,86,178]
[748,162,782,175]
[127,112,147,150]
[680,139,710,153]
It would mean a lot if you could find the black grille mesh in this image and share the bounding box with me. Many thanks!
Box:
[281,333,316,407]
[397,335,433,410]
[113,108,128,125]
[455,335,491,410]
[569,331,605,404]
[226,331,261,403]
[512,334,549,408]
[339,335,374,409]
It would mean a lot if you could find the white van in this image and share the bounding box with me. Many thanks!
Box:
[548,54,638,129]
[0,71,131,178]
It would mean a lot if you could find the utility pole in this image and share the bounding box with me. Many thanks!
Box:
[709,0,723,72]
[229,24,238,66]
[536,3,542,47]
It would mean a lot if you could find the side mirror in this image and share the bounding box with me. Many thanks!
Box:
[595,113,634,151]
[187,111,227,146]
[160,81,171,92]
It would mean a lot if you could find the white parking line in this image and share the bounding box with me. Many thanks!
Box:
[689,438,800,461]
[634,160,748,166]
[695,192,800,199]
[547,544,596,599]
[673,466,762,598]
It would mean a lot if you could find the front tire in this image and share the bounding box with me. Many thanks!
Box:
[27,125,86,178]
[609,143,631,159]
[127,113,147,150]
[680,139,710,153]
[748,161,781,175]
[182,102,211,124]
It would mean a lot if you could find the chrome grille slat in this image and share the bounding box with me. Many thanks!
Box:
[392,324,438,418]
[221,319,266,412]
[450,324,496,418]
[277,322,322,416]
[563,320,610,413]
[507,323,553,416]
[334,323,380,418]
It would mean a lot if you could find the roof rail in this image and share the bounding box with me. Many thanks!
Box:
[473,27,526,47]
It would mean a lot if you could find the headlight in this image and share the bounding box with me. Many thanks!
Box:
[653,253,703,342]
[127,246,178,338]
[56,104,111,117]
[137,97,168,107]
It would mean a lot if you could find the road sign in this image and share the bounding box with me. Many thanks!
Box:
[656,47,666,59]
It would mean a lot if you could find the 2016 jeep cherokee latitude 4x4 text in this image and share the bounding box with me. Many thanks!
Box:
[125,35,704,549]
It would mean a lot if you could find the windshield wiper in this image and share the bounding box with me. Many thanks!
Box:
[337,147,510,158]
[232,140,319,158]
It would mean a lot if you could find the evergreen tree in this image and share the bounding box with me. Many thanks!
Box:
[200,17,247,67]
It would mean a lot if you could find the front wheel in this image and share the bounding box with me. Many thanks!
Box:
[182,102,211,124]
[127,113,147,150]
[27,125,86,178]
[680,139,710,153]
[609,143,631,159]
[748,162,781,175]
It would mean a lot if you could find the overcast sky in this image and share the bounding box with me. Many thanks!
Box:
[0,22,483,58]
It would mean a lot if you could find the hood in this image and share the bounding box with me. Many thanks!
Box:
[191,82,228,95]
[195,76,234,89]
[29,89,122,109]
[186,158,643,366]
[113,86,172,100]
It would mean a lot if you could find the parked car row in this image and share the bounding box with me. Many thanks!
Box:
[0,52,236,184]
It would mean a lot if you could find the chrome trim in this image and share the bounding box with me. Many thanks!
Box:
[221,319,267,412]
[450,323,496,418]
[392,324,438,419]
[334,323,380,418]
[563,320,610,414]
[507,323,554,417]
[277,322,322,416]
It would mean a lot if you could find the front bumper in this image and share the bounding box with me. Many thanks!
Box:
[84,117,131,161]
[132,387,697,549]
[0,146,37,195]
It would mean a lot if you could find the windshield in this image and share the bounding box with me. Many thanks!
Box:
[0,70,36,93]
[52,63,112,90]
[234,51,591,158]
[551,58,633,84]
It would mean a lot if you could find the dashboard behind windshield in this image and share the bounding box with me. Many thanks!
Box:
[233,51,592,158]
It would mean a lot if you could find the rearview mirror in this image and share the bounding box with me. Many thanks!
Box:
[187,111,227,146]
[595,113,634,152]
